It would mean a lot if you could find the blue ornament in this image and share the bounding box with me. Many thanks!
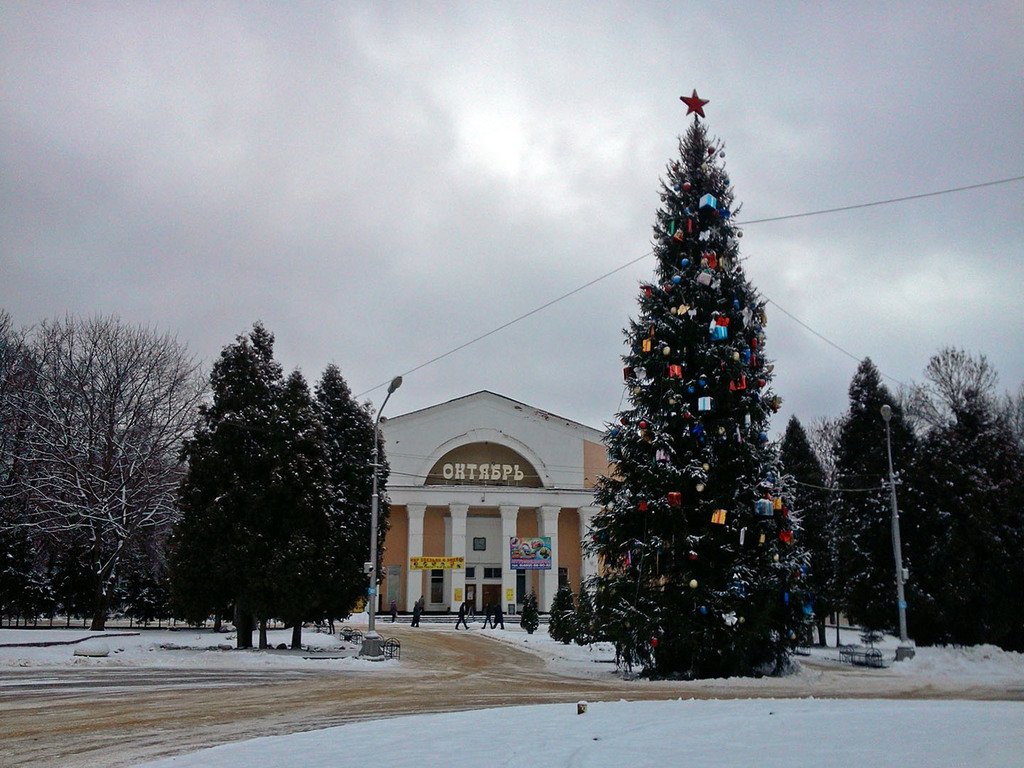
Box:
[719,207,731,220]
[699,606,708,615]
[672,275,681,284]
[680,258,690,268]
[758,431,769,444]
[673,183,681,193]
[609,427,620,438]
[802,603,814,616]
[687,385,695,394]
[783,591,790,605]
[698,375,707,388]
[733,299,741,310]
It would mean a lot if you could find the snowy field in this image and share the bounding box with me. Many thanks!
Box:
[4,620,1022,768]
[132,698,1022,768]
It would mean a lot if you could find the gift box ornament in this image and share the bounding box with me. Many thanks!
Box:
[642,338,653,353]
[667,491,682,507]
[700,193,718,211]
[623,367,634,381]
[672,229,686,243]
[773,497,783,511]
[696,270,713,286]
[710,324,728,341]
[755,499,773,518]
[730,375,747,391]
[655,449,670,464]
[758,532,766,545]
[711,509,727,525]
[779,529,794,544]
[698,396,714,412]
[668,364,683,379]
[706,251,718,269]
[739,526,747,545]
[638,500,648,512]
[643,285,653,298]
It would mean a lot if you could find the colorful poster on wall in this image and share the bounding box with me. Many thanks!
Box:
[409,556,465,570]
[510,537,552,570]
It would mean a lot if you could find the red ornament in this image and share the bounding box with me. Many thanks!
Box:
[638,500,648,512]
[667,492,682,507]
[680,90,709,118]
[779,529,794,544]
[688,550,698,561]
[650,636,659,648]
[683,181,692,191]
[638,420,648,430]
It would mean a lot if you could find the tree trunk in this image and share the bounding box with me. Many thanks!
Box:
[234,604,253,649]
[89,586,107,631]
[291,623,302,650]
[258,618,268,649]
[816,616,827,646]
[212,611,222,633]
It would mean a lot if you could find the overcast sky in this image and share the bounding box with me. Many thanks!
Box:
[2,2,1022,436]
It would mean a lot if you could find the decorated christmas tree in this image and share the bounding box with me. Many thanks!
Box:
[589,92,808,678]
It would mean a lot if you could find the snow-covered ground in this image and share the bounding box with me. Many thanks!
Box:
[133,697,1022,768]
[5,620,1022,768]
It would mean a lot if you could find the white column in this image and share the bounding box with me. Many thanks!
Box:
[537,505,561,612]
[578,505,600,588]
[405,504,426,612]
[499,504,519,612]
[448,503,468,611]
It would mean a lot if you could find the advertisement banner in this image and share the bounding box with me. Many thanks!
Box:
[409,556,465,571]
[510,537,552,570]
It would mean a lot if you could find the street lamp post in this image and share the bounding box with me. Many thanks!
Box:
[880,404,914,661]
[359,375,402,660]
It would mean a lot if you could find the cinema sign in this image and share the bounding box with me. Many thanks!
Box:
[426,442,542,487]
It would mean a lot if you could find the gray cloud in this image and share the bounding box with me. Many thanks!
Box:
[3,2,1022,435]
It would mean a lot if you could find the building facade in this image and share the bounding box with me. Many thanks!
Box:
[378,391,609,614]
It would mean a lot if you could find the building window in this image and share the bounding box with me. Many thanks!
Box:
[430,569,444,604]
[516,569,526,603]
[558,567,568,588]
[465,566,476,579]
[483,567,502,579]
[472,537,486,551]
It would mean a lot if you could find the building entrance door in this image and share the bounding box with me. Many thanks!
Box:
[481,584,501,611]
[465,583,477,612]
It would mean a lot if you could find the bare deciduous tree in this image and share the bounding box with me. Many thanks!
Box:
[6,316,206,630]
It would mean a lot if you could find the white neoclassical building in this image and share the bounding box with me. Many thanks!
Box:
[377,391,609,614]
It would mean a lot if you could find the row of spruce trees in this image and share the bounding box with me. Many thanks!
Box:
[782,352,1024,652]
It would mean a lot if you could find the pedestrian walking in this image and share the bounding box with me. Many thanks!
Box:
[390,599,398,623]
[491,601,505,630]
[411,597,423,627]
[455,600,470,629]
[481,602,492,629]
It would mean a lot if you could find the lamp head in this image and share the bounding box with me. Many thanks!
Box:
[387,376,403,394]
[880,404,892,423]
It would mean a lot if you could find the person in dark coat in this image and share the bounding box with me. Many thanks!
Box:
[455,600,470,629]
[411,597,422,627]
[491,601,505,629]
[481,602,492,629]
[390,599,398,623]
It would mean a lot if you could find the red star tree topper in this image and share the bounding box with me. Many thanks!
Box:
[680,89,709,118]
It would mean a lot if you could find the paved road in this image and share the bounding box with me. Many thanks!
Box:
[1,627,1019,768]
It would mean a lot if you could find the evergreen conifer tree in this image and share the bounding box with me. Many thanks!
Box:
[314,364,389,622]
[547,582,576,644]
[520,591,539,634]
[172,323,285,648]
[834,358,915,634]
[591,95,806,678]
[779,416,834,645]
[574,585,596,646]
[906,350,1024,650]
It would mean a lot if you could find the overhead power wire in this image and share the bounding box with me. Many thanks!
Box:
[356,175,1024,399]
